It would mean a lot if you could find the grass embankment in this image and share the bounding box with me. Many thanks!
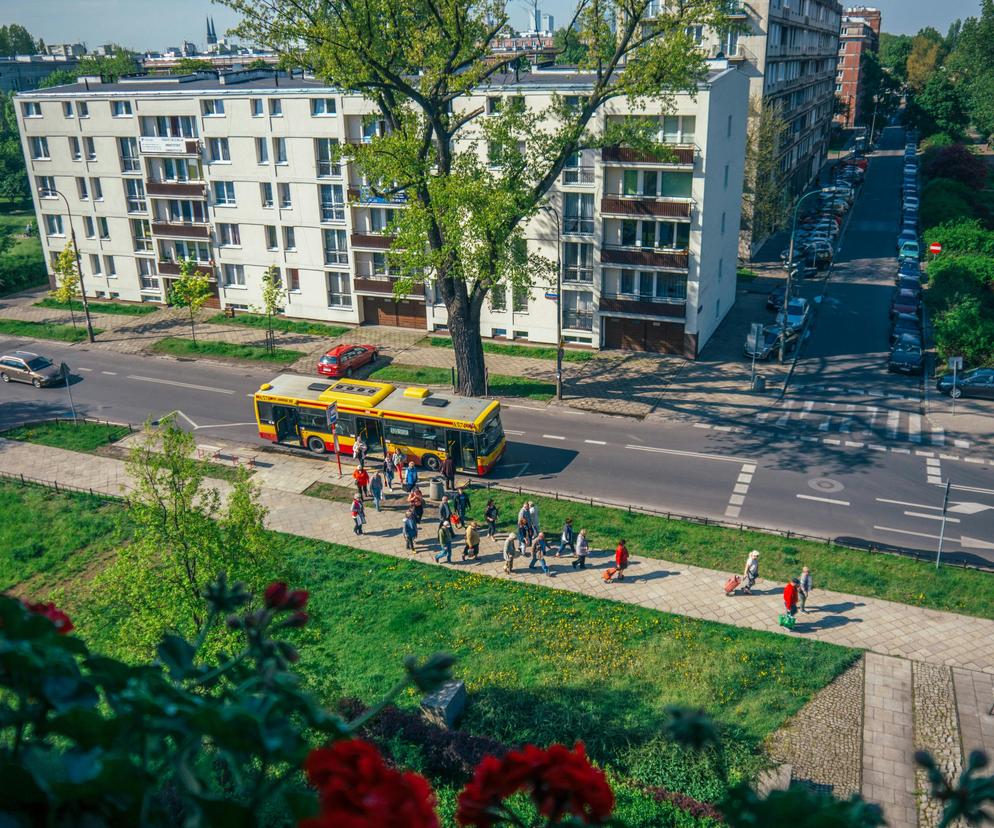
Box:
[0,318,102,342]
[34,298,158,316]
[0,420,129,453]
[7,479,855,820]
[0,208,48,297]
[369,363,556,401]
[207,312,350,339]
[151,336,304,364]
[426,336,595,363]
[475,489,994,620]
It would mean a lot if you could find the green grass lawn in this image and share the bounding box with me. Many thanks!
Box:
[303,481,356,503]
[426,336,595,363]
[473,489,994,620]
[0,317,102,342]
[736,267,759,281]
[34,298,159,316]
[369,363,556,401]
[0,420,130,453]
[207,312,350,339]
[0,208,48,297]
[150,336,304,364]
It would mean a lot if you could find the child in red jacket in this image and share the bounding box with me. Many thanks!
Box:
[783,579,800,617]
[603,540,630,582]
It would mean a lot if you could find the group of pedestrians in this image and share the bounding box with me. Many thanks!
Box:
[733,549,814,629]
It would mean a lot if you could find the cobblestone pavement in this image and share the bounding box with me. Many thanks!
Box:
[766,656,863,798]
[913,662,963,828]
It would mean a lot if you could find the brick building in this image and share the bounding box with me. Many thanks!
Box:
[834,7,881,128]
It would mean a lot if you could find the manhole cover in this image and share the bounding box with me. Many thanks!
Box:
[809,477,844,494]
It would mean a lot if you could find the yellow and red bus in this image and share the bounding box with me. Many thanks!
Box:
[252,375,506,475]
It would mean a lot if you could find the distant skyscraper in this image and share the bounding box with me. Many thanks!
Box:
[534,7,542,31]
[206,17,218,46]
[542,13,554,32]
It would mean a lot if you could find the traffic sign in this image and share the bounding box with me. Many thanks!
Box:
[929,242,942,254]
[325,401,338,429]
[948,356,963,371]
[544,292,559,300]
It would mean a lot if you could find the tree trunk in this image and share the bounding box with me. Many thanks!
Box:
[446,289,487,397]
[68,301,77,330]
[190,308,197,343]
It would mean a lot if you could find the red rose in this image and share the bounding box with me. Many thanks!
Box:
[456,743,613,828]
[301,739,438,828]
[285,589,309,610]
[264,581,289,608]
[24,602,74,635]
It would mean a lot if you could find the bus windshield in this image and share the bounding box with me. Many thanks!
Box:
[479,410,505,455]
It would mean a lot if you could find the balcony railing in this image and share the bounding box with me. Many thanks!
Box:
[563,217,594,235]
[353,276,425,297]
[562,167,595,185]
[350,233,394,249]
[563,268,594,284]
[151,221,210,240]
[601,145,695,166]
[600,196,692,219]
[146,180,206,198]
[601,246,689,270]
[158,260,215,277]
[599,294,687,317]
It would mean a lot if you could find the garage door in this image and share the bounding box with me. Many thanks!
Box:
[603,317,685,354]
[363,297,427,329]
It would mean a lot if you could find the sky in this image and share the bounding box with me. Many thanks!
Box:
[0,0,985,51]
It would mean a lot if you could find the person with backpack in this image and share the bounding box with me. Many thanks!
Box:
[571,528,589,569]
[369,470,384,512]
[484,499,500,540]
[558,518,575,557]
[529,532,551,576]
[434,520,454,564]
[454,486,471,525]
[440,455,456,491]
[352,464,369,500]
[351,494,366,536]
[403,462,418,493]
[402,509,418,552]
[798,566,813,613]
[462,521,481,561]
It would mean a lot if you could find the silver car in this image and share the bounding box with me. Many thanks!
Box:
[0,352,62,387]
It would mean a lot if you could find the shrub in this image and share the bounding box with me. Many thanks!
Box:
[920,179,984,230]
[922,143,989,190]
[924,219,994,257]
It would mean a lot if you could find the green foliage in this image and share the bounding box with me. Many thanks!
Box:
[931,295,994,366]
[208,311,349,338]
[74,49,140,81]
[1,420,130,454]
[924,219,994,256]
[720,782,885,827]
[426,335,595,362]
[878,32,913,82]
[0,317,100,342]
[367,362,556,400]
[858,51,901,127]
[0,91,31,202]
[907,73,969,138]
[917,749,994,828]
[943,0,994,141]
[920,179,984,231]
[50,241,80,327]
[151,336,304,364]
[174,57,215,73]
[35,297,159,315]
[0,24,37,56]
[258,265,288,352]
[743,97,789,240]
[0,209,47,294]
[37,68,80,88]
[168,259,213,342]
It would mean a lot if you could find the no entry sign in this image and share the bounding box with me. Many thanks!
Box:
[929,242,942,254]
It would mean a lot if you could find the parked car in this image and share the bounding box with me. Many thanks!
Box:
[896,277,922,295]
[888,342,924,375]
[776,297,811,330]
[0,351,62,387]
[766,284,787,311]
[788,258,819,278]
[892,331,923,351]
[745,324,800,360]
[890,312,922,344]
[890,289,921,317]
[936,368,994,399]
[808,241,834,265]
[899,240,921,262]
[896,229,918,251]
[316,344,379,377]
[898,259,923,280]
[903,196,920,211]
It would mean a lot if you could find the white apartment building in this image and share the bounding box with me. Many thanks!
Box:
[15,63,747,356]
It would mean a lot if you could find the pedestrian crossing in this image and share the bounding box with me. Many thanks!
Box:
[754,404,966,448]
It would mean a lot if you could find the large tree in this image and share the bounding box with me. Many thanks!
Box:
[0,92,30,203]
[222,0,731,395]
[742,96,788,247]
[0,24,37,56]
[878,32,913,83]
[944,0,994,142]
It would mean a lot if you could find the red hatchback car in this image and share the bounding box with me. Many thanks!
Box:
[317,344,379,377]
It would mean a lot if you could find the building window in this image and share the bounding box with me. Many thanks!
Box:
[30,136,50,160]
[326,271,352,307]
[261,182,274,208]
[44,214,64,236]
[278,182,292,209]
[512,284,529,313]
[223,263,245,286]
[131,218,153,252]
[251,98,263,117]
[84,215,95,238]
[111,100,132,117]
[22,102,41,118]
[208,137,230,163]
[69,136,81,161]
[105,255,117,277]
[142,114,197,138]
[563,290,593,331]
[214,181,236,206]
[486,97,502,115]
[168,240,211,263]
[273,137,287,165]
[269,98,282,116]
[91,177,102,200]
[721,212,726,234]
[202,99,225,117]
[78,101,89,118]
[89,254,102,275]
[316,138,341,177]
[218,223,241,247]
[491,327,507,338]
[283,226,296,250]
[661,115,696,144]
[370,207,397,233]
[563,192,593,234]
[76,177,89,200]
[287,268,300,291]
[118,137,140,172]
[320,184,345,222]
[36,176,56,198]
[724,164,730,189]
[63,101,74,118]
[265,225,278,250]
[311,98,337,116]
[361,119,387,143]
[323,229,348,265]
[564,242,593,282]
[161,157,201,182]
[256,137,269,164]
[727,114,733,138]
[137,257,158,290]
[84,137,96,160]
[98,217,110,240]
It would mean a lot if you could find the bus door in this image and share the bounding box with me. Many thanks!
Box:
[357,416,384,456]
[273,405,300,445]
[445,428,477,472]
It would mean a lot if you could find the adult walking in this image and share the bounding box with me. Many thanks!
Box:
[454,486,471,526]
[440,454,456,491]
[571,528,589,569]
[798,567,813,613]
[408,486,425,525]
[434,520,454,564]
[516,516,530,557]
[741,550,760,595]
[783,579,800,618]
[462,521,481,561]
[369,470,384,512]
[392,448,406,484]
[352,464,369,500]
[528,532,551,576]
[382,453,396,491]
[438,495,453,527]
[402,509,418,552]
[351,494,366,536]
[502,532,517,574]
[558,518,575,557]
[527,501,540,537]
[354,435,368,465]
[403,461,418,493]
[484,498,500,540]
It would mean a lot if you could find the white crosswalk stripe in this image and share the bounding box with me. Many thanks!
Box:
[818,416,832,432]
[754,403,949,446]
[908,414,922,444]
[775,400,795,426]
[887,411,900,440]
[799,400,814,420]
[931,427,945,446]
[839,404,854,433]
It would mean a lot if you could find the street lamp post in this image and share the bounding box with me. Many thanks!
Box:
[781,187,829,362]
[541,202,564,400]
[51,190,96,343]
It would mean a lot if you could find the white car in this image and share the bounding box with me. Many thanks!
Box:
[899,240,921,262]
[776,297,811,331]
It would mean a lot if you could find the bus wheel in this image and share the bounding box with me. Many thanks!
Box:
[422,453,441,471]
[308,436,327,454]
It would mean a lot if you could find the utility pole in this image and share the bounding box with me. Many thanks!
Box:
[781,188,826,362]
[935,481,951,569]
[542,202,564,400]
[53,190,96,343]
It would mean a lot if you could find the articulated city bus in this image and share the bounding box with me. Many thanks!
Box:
[252,375,506,475]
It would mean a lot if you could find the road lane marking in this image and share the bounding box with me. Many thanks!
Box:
[625,445,745,463]
[904,510,960,523]
[887,410,900,439]
[954,439,970,449]
[869,444,887,451]
[909,413,922,443]
[694,423,712,429]
[733,484,750,495]
[755,412,769,422]
[845,441,864,448]
[725,462,756,518]
[951,483,994,496]
[892,447,911,454]
[867,406,879,427]
[965,457,985,464]
[915,450,934,458]
[776,399,795,426]
[799,400,814,420]
[873,525,941,542]
[876,497,942,510]
[77,367,92,372]
[728,494,745,505]
[796,494,850,506]
[714,425,733,432]
[192,422,261,430]
[127,375,236,395]
[940,454,960,461]
[823,438,841,445]
[504,429,525,435]
[542,434,565,440]
[584,439,606,445]
[726,506,741,518]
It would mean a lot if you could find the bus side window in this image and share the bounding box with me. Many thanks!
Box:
[335,413,356,437]
[256,400,275,425]
[414,424,439,447]
[298,408,325,430]
[387,423,412,442]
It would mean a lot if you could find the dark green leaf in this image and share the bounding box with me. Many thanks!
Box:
[156,635,196,680]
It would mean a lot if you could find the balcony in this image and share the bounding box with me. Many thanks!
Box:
[139,137,200,156]
[601,246,689,270]
[601,146,695,166]
[151,221,210,240]
[353,276,425,297]
[599,295,686,318]
[562,167,595,185]
[146,179,206,198]
[562,311,594,332]
[600,196,692,220]
[158,260,215,277]
[347,186,408,205]
[350,233,394,250]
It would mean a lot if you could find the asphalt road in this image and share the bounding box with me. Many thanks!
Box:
[2,332,993,567]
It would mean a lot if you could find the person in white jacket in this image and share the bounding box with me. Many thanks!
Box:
[571,529,590,570]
